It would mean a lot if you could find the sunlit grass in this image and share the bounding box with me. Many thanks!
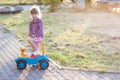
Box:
[112,8,120,14]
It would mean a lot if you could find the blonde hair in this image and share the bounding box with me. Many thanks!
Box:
[30,5,42,19]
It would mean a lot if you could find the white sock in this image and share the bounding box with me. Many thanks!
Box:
[34,50,41,55]
[37,50,40,54]
[33,50,38,55]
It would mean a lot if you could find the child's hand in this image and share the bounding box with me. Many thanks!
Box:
[31,35,36,38]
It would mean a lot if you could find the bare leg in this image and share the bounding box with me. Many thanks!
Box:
[28,39,38,51]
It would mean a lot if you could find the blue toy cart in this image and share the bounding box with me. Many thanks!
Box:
[15,41,50,70]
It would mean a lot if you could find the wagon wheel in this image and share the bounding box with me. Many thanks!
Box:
[17,60,27,70]
[39,60,49,70]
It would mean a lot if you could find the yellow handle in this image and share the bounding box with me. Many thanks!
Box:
[42,41,44,55]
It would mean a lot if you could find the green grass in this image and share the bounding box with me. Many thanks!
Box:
[0,11,120,72]
[2,28,10,33]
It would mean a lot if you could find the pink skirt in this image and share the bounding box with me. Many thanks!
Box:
[30,37,43,47]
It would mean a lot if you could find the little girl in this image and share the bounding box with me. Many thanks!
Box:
[28,5,44,55]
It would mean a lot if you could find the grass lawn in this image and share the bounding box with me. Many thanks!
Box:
[0,9,120,72]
